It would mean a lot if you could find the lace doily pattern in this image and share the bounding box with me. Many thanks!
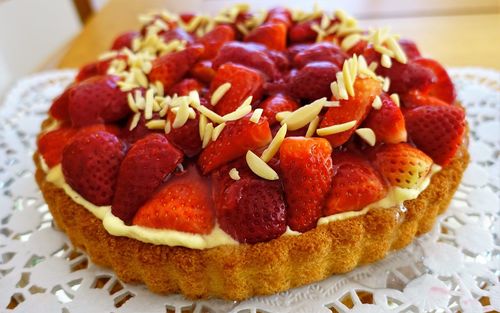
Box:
[0,68,499,313]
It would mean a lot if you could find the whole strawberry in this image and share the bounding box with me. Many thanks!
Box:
[288,61,340,101]
[197,25,235,60]
[292,42,347,69]
[62,130,126,205]
[111,31,139,50]
[280,137,333,232]
[112,134,183,223]
[245,22,287,51]
[404,105,465,166]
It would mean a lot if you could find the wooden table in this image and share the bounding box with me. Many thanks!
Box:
[54,0,500,70]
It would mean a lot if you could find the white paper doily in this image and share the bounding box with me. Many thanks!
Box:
[0,68,499,313]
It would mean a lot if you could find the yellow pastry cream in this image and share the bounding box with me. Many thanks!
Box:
[42,158,441,249]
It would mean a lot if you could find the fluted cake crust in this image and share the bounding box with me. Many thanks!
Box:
[34,141,468,300]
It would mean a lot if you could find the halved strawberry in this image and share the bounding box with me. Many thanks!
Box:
[148,44,204,90]
[371,143,433,188]
[49,85,73,121]
[68,75,130,127]
[165,111,202,157]
[288,20,317,43]
[265,7,292,27]
[324,152,387,215]
[404,105,465,166]
[288,61,340,100]
[217,178,286,243]
[401,89,450,109]
[62,131,125,205]
[292,42,347,69]
[280,137,333,232]
[189,60,216,84]
[198,114,272,174]
[111,31,139,50]
[245,22,287,51]
[362,94,407,144]
[37,126,78,168]
[413,58,456,104]
[133,164,214,234]
[320,77,382,147]
[112,134,183,223]
[259,93,299,126]
[209,63,264,115]
[169,78,203,96]
[197,25,235,59]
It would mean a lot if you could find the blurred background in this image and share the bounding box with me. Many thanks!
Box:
[0,0,499,99]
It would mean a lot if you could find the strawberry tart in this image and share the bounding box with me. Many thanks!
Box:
[35,4,469,300]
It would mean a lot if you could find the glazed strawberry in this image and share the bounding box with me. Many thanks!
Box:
[288,61,340,100]
[324,152,387,215]
[37,127,78,168]
[169,78,203,96]
[112,134,183,223]
[289,20,317,43]
[293,42,347,69]
[371,143,433,188]
[217,178,286,243]
[197,25,235,59]
[133,164,214,234]
[165,112,202,157]
[362,94,407,144]
[189,60,216,84]
[320,77,382,147]
[148,44,204,90]
[259,94,299,126]
[399,39,421,60]
[266,50,290,72]
[413,58,456,104]
[210,158,255,209]
[111,31,139,50]
[68,75,130,127]
[120,113,161,145]
[209,63,264,115]
[160,27,194,44]
[265,7,292,28]
[49,85,72,121]
[280,137,333,232]
[212,42,280,80]
[62,131,125,206]
[401,89,449,109]
[75,62,100,82]
[198,114,272,174]
[245,22,287,51]
[404,105,465,166]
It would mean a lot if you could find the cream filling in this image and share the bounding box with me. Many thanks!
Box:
[42,157,440,249]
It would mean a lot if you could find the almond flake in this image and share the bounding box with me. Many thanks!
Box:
[229,168,240,181]
[202,123,214,148]
[210,82,231,106]
[341,33,361,51]
[390,93,400,107]
[250,108,263,123]
[281,97,325,130]
[305,116,320,137]
[317,120,357,136]
[381,54,392,68]
[355,128,376,146]
[172,101,190,128]
[199,114,208,139]
[372,95,383,110]
[129,112,141,131]
[246,151,279,181]
[211,122,226,141]
[260,124,287,163]
[146,119,166,130]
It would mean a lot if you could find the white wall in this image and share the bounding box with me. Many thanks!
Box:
[0,0,81,98]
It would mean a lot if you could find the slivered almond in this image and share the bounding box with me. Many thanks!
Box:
[342,62,355,97]
[386,36,407,64]
[127,93,139,113]
[146,119,166,130]
[260,124,287,163]
[374,44,395,57]
[330,81,340,99]
[164,120,171,134]
[381,54,392,68]
[305,116,320,137]
[189,90,200,108]
[196,105,225,124]
[249,108,263,123]
[390,93,400,107]
[211,82,231,105]
[275,111,292,122]
[368,61,379,72]
[199,114,207,139]
[324,100,340,107]
[129,112,141,131]
[172,101,190,128]
[223,97,252,121]
[335,72,349,100]
[229,168,240,180]
[281,97,325,130]
[202,123,214,148]
[317,120,357,136]
[154,81,164,96]
[355,128,376,146]
[211,123,226,141]
[372,95,383,110]
[382,77,391,92]
[144,89,154,119]
[246,151,279,180]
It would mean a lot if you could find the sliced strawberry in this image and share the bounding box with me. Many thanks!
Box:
[49,85,73,121]
[371,143,433,188]
[399,39,421,60]
[169,78,203,96]
[165,111,202,157]
[197,25,235,59]
[280,137,333,232]
[217,178,286,243]
[362,94,407,144]
[209,63,264,115]
[413,58,456,104]
[133,164,214,234]
[198,114,272,174]
[37,127,78,168]
[288,61,340,100]
[62,131,125,205]
[293,42,347,69]
[189,60,216,84]
[320,77,382,147]
[288,20,317,43]
[245,22,287,51]
[259,93,300,126]
[404,105,465,166]
[212,42,280,80]
[324,152,387,215]
[68,75,130,127]
[111,31,139,50]
[148,44,204,90]
[401,89,450,109]
[75,62,99,82]
[265,7,292,28]
[112,134,183,223]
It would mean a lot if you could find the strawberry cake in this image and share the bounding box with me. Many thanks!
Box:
[35,4,469,300]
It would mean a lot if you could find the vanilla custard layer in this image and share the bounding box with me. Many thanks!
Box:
[43,158,439,249]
